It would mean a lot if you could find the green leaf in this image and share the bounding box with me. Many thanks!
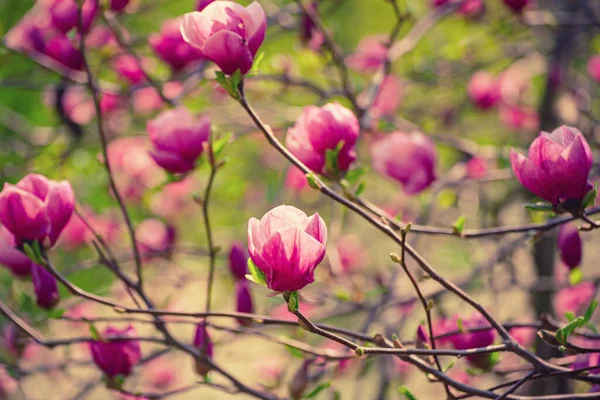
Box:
[230,70,243,97]
[398,386,418,400]
[212,133,232,159]
[304,382,331,398]
[285,344,305,359]
[246,52,265,78]
[246,258,267,286]
[524,202,554,212]
[564,312,576,323]
[457,318,464,333]
[89,323,102,341]
[442,358,457,373]
[569,268,583,286]
[287,291,299,313]
[345,166,366,184]
[452,216,466,236]
[583,299,598,324]
[22,241,43,264]
[324,141,344,177]
[488,352,501,367]
[556,316,585,345]
[582,181,598,209]
[305,172,320,190]
[46,308,66,319]
[355,181,366,197]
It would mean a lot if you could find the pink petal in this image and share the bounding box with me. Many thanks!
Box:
[201,30,253,75]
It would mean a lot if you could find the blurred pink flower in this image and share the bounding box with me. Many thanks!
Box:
[347,35,387,73]
[144,358,177,390]
[132,82,183,115]
[136,219,176,259]
[0,226,33,277]
[45,34,84,70]
[150,178,196,219]
[90,326,141,378]
[150,17,205,71]
[503,0,531,13]
[362,75,403,119]
[299,1,325,51]
[285,167,310,193]
[468,71,501,110]
[371,131,437,195]
[44,86,95,125]
[557,223,582,270]
[113,54,147,85]
[0,366,17,398]
[587,55,600,83]
[235,281,254,326]
[509,326,536,348]
[32,264,60,309]
[554,281,595,318]
[228,242,248,281]
[498,104,539,132]
[335,234,368,273]
[466,156,488,179]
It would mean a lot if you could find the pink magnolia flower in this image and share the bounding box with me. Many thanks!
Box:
[363,75,403,119]
[31,264,60,309]
[150,18,205,71]
[4,14,46,54]
[467,71,501,109]
[285,167,310,193]
[503,0,531,13]
[0,174,74,246]
[113,55,146,85]
[131,82,183,115]
[89,326,141,378]
[447,315,495,369]
[146,107,211,174]
[498,104,539,132]
[235,281,254,326]
[285,103,359,175]
[509,326,536,348]
[557,223,582,270]
[466,156,488,179]
[347,36,387,73]
[228,242,248,281]
[192,320,213,376]
[135,219,176,259]
[196,0,216,11]
[510,126,593,207]
[0,366,17,398]
[298,1,325,51]
[458,0,485,18]
[0,226,33,277]
[47,0,98,34]
[181,1,267,75]
[44,34,84,70]
[247,205,327,292]
[587,55,600,83]
[554,281,595,318]
[150,178,196,219]
[144,358,177,390]
[109,0,129,12]
[371,131,437,195]
[100,92,125,115]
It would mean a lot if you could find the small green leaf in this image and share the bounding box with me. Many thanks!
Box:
[569,268,583,286]
[524,202,554,212]
[46,308,66,319]
[287,291,299,313]
[305,172,320,190]
[582,182,598,209]
[457,318,464,333]
[22,242,43,264]
[89,323,102,341]
[488,352,501,367]
[212,133,232,159]
[246,52,265,78]
[564,312,576,323]
[355,181,366,197]
[345,166,366,184]
[442,359,457,373]
[583,299,598,324]
[324,141,344,177]
[398,386,418,400]
[452,216,466,235]
[285,344,305,359]
[247,258,267,286]
[556,316,585,345]
[304,382,331,399]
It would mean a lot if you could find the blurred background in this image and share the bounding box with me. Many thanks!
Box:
[0,0,600,398]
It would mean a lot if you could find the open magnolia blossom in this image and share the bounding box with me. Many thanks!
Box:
[247,205,327,293]
[510,125,593,208]
[180,1,266,75]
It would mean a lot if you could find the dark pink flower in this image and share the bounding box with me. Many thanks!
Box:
[468,71,501,109]
[510,126,593,206]
[0,226,32,277]
[181,1,267,75]
[149,18,205,71]
[235,281,254,326]
[347,36,387,73]
[557,223,582,270]
[109,0,129,12]
[31,264,59,309]
[228,242,248,281]
[113,55,146,85]
[364,75,403,119]
[196,0,216,11]
[136,219,176,258]
[285,103,359,175]
[247,205,327,292]
[146,107,211,174]
[44,34,84,70]
[100,92,125,114]
[0,366,17,398]
[192,320,213,376]
[503,0,531,13]
[498,104,538,132]
[0,174,75,246]
[448,315,495,369]
[458,0,485,18]
[371,131,437,195]
[299,1,325,51]
[285,167,310,193]
[466,157,488,179]
[587,55,600,83]
[89,326,141,378]
[47,0,98,33]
